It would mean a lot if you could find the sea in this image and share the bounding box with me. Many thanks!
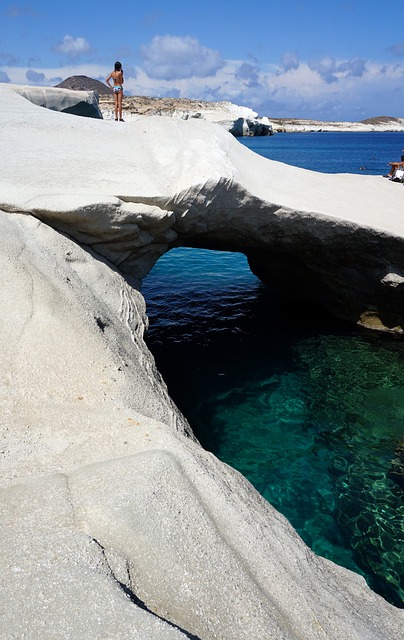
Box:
[141,131,404,608]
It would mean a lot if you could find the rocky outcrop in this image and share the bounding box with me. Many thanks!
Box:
[97,90,404,133]
[55,74,112,96]
[0,84,403,639]
[218,116,273,136]
[98,92,272,134]
[10,83,102,118]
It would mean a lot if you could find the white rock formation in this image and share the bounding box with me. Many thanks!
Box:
[173,100,258,123]
[269,116,404,132]
[4,82,102,118]
[97,93,403,133]
[98,94,271,134]
[0,84,403,639]
[216,116,273,136]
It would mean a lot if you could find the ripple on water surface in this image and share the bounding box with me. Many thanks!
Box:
[142,246,404,608]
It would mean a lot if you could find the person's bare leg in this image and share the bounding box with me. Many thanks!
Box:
[114,92,118,120]
[118,91,123,120]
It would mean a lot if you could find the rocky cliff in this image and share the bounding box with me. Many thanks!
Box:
[0,84,403,639]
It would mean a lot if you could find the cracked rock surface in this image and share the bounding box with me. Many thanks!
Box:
[0,84,403,639]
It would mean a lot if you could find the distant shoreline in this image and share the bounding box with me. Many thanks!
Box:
[268,116,404,133]
[51,77,404,133]
[98,95,404,133]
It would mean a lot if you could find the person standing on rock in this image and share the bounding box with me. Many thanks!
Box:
[106,61,124,121]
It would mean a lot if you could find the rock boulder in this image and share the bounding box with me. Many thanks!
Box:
[9,82,102,118]
[218,116,273,136]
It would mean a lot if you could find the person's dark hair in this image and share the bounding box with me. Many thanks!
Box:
[114,61,122,71]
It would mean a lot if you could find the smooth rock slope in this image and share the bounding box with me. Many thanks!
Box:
[0,84,403,639]
[2,85,404,331]
[6,82,102,118]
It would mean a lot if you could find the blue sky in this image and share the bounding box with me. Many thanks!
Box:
[1,1,403,121]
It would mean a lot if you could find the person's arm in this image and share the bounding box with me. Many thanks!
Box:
[105,73,113,88]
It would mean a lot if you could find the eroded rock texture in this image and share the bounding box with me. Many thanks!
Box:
[0,85,403,639]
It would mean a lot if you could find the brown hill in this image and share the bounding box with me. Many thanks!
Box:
[360,115,401,125]
[55,75,111,95]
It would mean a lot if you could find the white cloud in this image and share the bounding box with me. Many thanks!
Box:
[0,52,19,66]
[140,35,224,80]
[337,58,366,78]
[1,56,403,122]
[4,4,37,17]
[387,42,404,57]
[308,57,338,84]
[265,59,404,120]
[101,57,404,120]
[54,35,91,58]
[280,52,299,72]
[235,62,261,88]
[0,63,109,87]
[26,69,45,83]
[122,64,137,79]
[306,56,367,85]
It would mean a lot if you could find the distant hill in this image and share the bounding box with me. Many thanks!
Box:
[55,75,111,95]
[54,77,404,130]
[360,115,402,125]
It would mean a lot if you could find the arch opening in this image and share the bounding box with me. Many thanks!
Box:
[142,246,404,609]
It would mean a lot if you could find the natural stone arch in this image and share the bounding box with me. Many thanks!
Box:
[27,190,404,334]
[2,84,404,333]
[1,84,404,640]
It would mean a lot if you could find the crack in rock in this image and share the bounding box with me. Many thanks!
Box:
[93,539,202,640]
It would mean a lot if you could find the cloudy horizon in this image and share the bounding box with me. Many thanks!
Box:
[1,1,403,122]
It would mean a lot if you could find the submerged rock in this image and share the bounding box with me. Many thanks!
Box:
[390,440,404,489]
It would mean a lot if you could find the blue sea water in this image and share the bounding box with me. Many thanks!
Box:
[240,130,403,175]
[142,131,404,608]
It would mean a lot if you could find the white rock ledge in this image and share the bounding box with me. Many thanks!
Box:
[0,84,403,639]
[7,81,102,118]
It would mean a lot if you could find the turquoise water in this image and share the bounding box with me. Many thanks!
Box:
[142,132,404,607]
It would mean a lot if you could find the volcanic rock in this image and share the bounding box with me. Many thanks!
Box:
[56,74,112,96]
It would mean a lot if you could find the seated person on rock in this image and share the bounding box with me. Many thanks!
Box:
[384,151,404,178]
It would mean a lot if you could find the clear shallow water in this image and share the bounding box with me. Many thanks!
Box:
[142,132,404,607]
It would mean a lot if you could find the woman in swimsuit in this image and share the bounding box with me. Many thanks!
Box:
[106,61,124,121]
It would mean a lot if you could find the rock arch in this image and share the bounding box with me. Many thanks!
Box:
[1,83,404,640]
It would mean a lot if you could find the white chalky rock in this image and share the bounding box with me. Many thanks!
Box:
[0,84,403,639]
